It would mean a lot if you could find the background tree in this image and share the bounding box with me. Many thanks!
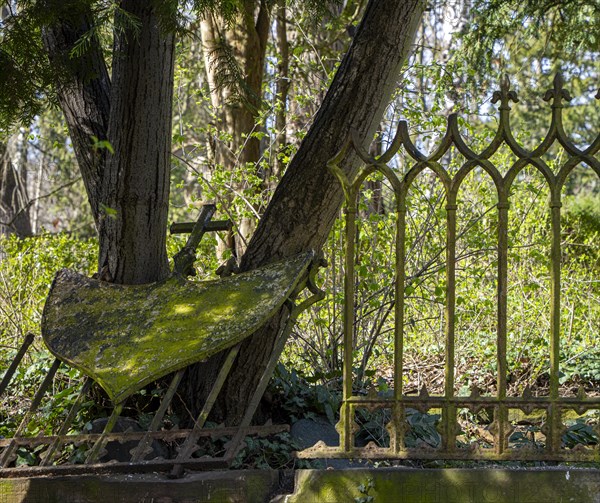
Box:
[199,1,270,256]
[0,5,31,237]
[188,0,425,421]
[0,136,31,237]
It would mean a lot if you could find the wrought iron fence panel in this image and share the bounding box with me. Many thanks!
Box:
[299,74,600,462]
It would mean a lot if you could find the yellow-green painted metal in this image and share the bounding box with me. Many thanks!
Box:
[3,251,324,475]
[42,252,315,403]
[298,74,600,462]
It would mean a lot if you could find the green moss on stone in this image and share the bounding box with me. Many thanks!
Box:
[0,479,29,502]
[41,252,313,403]
[282,468,600,503]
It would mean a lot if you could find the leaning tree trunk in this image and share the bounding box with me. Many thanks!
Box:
[185,0,425,423]
[43,1,175,285]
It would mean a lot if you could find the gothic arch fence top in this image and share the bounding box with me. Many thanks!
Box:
[299,73,600,462]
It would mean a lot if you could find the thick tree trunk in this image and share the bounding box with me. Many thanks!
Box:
[43,1,175,284]
[187,0,425,423]
[98,1,175,284]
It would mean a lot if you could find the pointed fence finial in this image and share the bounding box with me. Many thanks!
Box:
[543,72,572,105]
[491,74,519,109]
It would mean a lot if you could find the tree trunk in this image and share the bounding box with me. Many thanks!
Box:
[43,1,175,284]
[200,1,269,258]
[0,138,32,238]
[97,1,175,284]
[272,1,289,183]
[42,2,111,227]
[186,0,425,424]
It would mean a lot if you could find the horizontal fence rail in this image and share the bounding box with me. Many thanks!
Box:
[299,74,600,462]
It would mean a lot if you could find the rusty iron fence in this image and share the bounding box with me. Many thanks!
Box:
[298,74,600,462]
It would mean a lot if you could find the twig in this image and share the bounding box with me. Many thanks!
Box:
[0,178,81,230]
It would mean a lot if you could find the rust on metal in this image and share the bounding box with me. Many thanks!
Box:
[0,332,35,398]
[170,220,232,235]
[298,74,600,463]
[1,206,325,477]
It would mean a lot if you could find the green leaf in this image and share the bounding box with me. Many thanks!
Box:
[91,136,115,154]
[100,203,118,219]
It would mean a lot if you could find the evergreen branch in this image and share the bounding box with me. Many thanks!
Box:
[207,36,259,111]
[461,0,600,71]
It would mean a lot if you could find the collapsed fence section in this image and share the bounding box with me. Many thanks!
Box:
[0,210,325,477]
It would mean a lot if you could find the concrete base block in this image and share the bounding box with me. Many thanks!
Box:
[2,467,599,502]
[275,468,600,503]
[0,470,280,503]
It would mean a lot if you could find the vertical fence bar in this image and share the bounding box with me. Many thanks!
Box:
[0,333,35,398]
[0,358,61,467]
[547,197,563,454]
[173,344,241,469]
[341,194,358,451]
[392,195,407,453]
[443,195,458,452]
[85,402,124,464]
[130,369,185,462]
[40,377,93,466]
[496,199,510,454]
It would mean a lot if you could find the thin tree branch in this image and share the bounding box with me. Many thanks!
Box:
[0,177,81,230]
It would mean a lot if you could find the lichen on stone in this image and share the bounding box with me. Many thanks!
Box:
[42,252,314,403]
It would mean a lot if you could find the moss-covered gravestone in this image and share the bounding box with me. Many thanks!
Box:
[42,252,314,403]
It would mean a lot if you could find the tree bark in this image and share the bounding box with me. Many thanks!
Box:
[188,0,425,423]
[272,1,289,182]
[42,2,111,227]
[43,1,175,284]
[200,1,270,257]
[98,1,175,284]
[0,139,32,238]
